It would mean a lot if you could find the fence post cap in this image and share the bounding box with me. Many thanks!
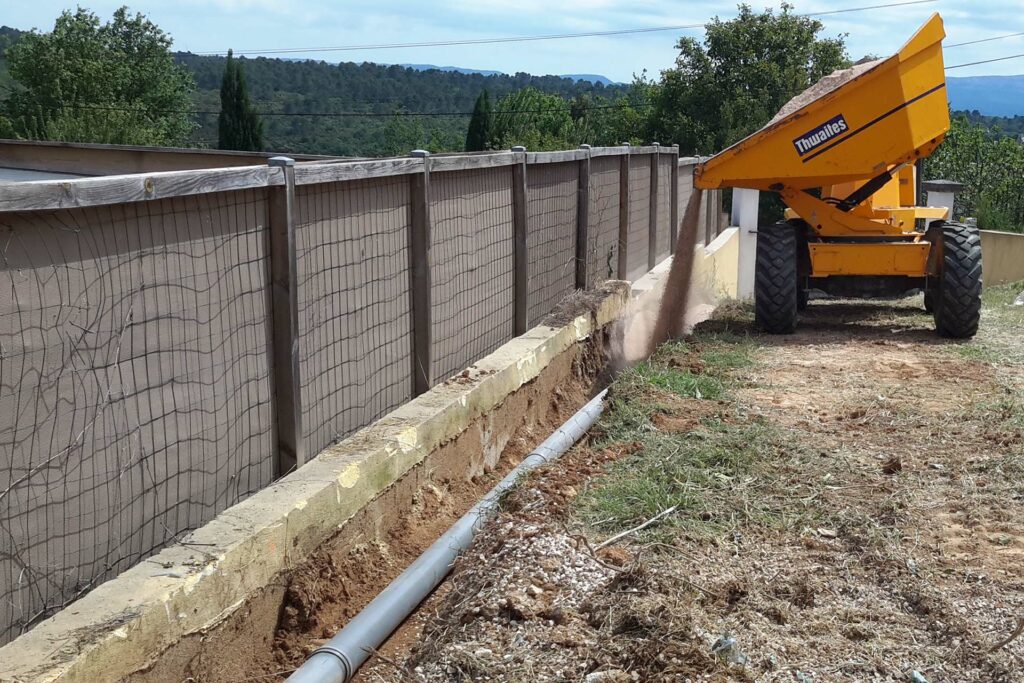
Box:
[267,156,295,167]
[578,144,591,150]
[922,179,965,194]
[651,142,660,147]
[410,149,431,158]
[510,145,527,152]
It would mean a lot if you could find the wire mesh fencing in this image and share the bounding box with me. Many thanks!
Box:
[0,146,683,646]
[656,155,675,260]
[526,162,578,324]
[0,191,275,645]
[626,154,653,281]
[429,167,515,383]
[294,177,414,457]
[586,156,622,288]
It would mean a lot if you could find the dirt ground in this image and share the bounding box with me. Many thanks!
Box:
[361,286,1024,683]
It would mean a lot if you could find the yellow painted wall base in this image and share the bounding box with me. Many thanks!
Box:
[693,228,741,298]
[809,242,929,276]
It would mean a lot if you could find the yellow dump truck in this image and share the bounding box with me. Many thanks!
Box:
[695,13,981,338]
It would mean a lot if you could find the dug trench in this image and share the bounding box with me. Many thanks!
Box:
[123,293,617,683]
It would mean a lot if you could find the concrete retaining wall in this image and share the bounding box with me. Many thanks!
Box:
[981,230,1024,286]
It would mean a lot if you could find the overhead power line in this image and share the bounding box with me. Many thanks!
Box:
[946,31,1024,49]
[54,101,656,119]
[946,53,1024,69]
[191,0,938,56]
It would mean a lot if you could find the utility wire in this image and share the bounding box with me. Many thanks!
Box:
[50,101,656,118]
[191,0,938,56]
[946,31,1024,49]
[946,53,1024,69]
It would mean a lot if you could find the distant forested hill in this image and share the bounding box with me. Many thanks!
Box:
[177,53,628,155]
[947,75,1024,118]
[954,110,1024,138]
[0,22,625,156]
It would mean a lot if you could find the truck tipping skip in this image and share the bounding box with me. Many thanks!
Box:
[695,14,981,337]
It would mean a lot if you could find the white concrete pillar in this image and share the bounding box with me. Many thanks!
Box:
[732,188,760,299]
[922,179,964,228]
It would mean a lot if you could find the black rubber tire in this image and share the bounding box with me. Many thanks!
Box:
[929,221,982,338]
[923,290,934,313]
[755,221,799,334]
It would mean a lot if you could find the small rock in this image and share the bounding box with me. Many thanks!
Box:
[929,463,945,470]
[473,647,493,659]
[909,671,930,683]
[817,528,838,539]
[585,671,628,682]
[711,634,748,665]
[528,584,543,596]
[1014,291,1024,306]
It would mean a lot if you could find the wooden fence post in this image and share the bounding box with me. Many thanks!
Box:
[576,144,591,289]
[648,142,660,270]
[511,146,529,335]
[267,156,304,476]
[409,150,433,394]
[617,143,631,279]
[670,145,680,253]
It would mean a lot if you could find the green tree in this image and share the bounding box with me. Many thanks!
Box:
[646,3,849,155]
[465,89,493,151]
[3,7,195,145]
[925,114,1024,232]
[218,49,263,151]
[491,87,577,150]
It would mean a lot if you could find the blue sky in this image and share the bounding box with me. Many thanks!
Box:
[5,1,1022,81]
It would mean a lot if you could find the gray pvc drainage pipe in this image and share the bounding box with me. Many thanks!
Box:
[286,389,609,683]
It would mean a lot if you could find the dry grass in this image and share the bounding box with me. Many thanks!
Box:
[370,287,1024,683]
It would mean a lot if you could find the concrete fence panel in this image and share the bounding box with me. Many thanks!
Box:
[0,191,275,645]
[656,154,674,261]
[526,162,579,324]
[627,154,652,281]
[586,155,621,288]
[294,177,414,456]
[429,168,515,383]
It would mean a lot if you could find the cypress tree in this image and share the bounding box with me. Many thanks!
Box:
[218,49,264,151]
[465,90,492,151]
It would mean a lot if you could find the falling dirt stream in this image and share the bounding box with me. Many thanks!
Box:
[647,187,705,354]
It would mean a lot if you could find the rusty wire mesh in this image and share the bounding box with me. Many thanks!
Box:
[586,156,621,287]
[656,155,675,261]
[526,162,578,324]
[294,177,414,457]
[0,191,275,645]
[626,154,652,281]
[429,168,515,383]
